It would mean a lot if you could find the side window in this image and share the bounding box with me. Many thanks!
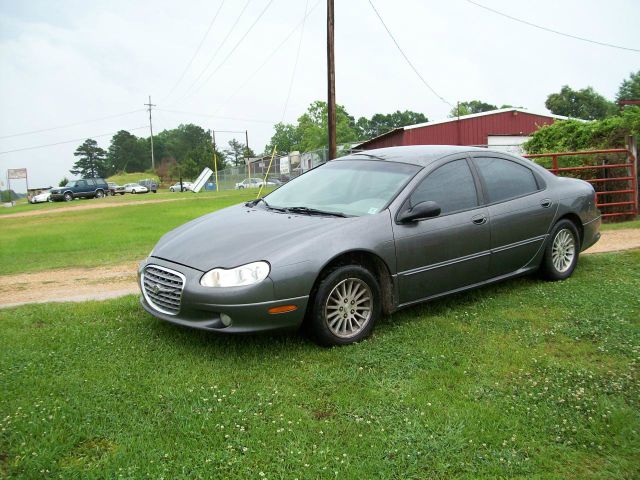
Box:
[474,157,539,203]
[77,180,87,188]
[410,160,478,215]
[87,179,96,186]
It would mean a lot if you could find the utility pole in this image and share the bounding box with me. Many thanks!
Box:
[326,0,336,160]
[144,95,157,170]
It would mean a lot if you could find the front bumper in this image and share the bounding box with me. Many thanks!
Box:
[138,257,308,333]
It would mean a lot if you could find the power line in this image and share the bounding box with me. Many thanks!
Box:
[162,0,227,102]
[0,126,148,155]
[156,107,278,124]
[281,0,310,121]
[174,0,252,104]
[180,0,276,103]
[464,0,640,53]
[0,109,145,140]
[212,0,322,117]
[367,0,453,107]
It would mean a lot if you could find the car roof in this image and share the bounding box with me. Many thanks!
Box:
[343,145,506,167]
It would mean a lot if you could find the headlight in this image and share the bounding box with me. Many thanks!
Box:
[200,261,270,288]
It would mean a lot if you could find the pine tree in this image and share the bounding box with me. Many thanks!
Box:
[71,139,109,178]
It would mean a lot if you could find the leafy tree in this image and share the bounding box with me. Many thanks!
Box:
[58,177,69,187]
[70,139,109,178]
[524,106,640,154]
[616,70,640,102]
[265,101,358,154]
[265,122,302,154]
[545,85,617,120]
[107,130,148,173]
[356,110,428,139]
[449,100,498,118]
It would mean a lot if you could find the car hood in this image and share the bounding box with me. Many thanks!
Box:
[151,203,356,271]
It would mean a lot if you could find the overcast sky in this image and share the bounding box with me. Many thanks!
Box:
[1,0,639,191]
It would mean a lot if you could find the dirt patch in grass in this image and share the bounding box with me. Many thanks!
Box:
[0,262,139,308]
[583,228,640,254]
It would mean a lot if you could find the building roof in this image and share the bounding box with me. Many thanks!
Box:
[344,145,490,167]
[354,108,571,148]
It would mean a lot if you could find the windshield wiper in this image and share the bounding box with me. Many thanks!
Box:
[286,206,348,217]
[246,197,288,213]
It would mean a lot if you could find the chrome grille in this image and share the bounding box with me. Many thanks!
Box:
[142,265,185,315]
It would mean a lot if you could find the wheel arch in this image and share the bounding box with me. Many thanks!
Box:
[309,250,396,316]
[556,212,584,246]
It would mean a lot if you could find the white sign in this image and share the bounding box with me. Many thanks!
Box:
[280,156,290,174]
[192,167,213,193]
[8,168,27,180]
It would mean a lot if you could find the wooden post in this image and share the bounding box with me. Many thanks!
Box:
[626,135,639,217]
[327,0,336,160]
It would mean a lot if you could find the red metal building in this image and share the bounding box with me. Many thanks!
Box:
[355,108,568,150]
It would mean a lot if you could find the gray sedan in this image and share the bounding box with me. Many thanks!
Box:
[139,145,600,346]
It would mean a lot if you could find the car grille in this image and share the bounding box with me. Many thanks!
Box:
[142,265,185,315]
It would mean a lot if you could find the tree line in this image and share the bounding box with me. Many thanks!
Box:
[69,71,639,181]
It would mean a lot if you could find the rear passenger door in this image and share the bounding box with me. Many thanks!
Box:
[393,157,491,305]
[75,179,90,197]
[471,155,557,277]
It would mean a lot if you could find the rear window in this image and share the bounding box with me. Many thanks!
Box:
[474,157,539,203]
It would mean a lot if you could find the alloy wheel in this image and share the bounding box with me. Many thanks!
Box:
[551,228,575,273]
[324,278,372,339]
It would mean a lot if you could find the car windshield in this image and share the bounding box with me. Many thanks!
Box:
[66,181,77,188]
[265,159,420,217]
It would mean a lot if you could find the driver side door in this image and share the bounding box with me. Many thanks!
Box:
[392,157,491,306]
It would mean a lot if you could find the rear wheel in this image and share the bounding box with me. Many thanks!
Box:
[540,219,580,281]
[307,265,381,346]
[95,190,104,198]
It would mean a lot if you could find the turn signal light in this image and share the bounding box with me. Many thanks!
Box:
[268,305,298,315]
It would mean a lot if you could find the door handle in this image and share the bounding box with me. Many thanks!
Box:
[471,214,487,225]
[540,199,552,208]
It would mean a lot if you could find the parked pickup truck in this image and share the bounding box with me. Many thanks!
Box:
[107,182,126,195]
[50,178,110,202]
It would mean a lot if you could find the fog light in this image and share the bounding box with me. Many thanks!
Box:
[220,313,232,326]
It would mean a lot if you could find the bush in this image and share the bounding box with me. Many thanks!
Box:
[524,107,640,154]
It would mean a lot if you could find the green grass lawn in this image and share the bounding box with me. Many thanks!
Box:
[0,189,271,274]
[1,250,638,478]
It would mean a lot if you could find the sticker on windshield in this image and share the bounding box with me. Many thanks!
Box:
[368,207,378,214]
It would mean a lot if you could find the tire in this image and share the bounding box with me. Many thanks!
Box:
[95,190,104,199]
[63,192,73,202]
[540,219,581,281]
[132,190,136,194]
[170,187,174,192]
[307,265,381,346]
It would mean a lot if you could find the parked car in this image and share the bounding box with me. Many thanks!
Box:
[138,178,158,193]
[124,183,149,194]
[29,190,51,203]
[107,182,126,196]
[169,182,193,192]
[50,178,109,202]
[139,145,601,346]
[234,178,276,189]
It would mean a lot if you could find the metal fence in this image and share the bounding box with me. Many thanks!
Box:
[524,148,639,219]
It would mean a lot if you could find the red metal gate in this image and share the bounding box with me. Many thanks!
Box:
[524,148,638,219]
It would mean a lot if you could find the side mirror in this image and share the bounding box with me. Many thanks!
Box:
[398,201,441,223]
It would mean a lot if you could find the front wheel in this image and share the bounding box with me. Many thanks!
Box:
[540,219,580,281]
[307,265,381,346]
[63,192,73,202]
